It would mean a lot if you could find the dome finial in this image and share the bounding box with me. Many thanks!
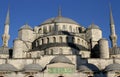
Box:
[58,6,62,17]
[91,21,95,25]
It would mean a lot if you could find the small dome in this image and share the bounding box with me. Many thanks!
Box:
[78,64,99,72]
[79,65,92,72]
[0,64,18,72]
[23,64,43,72]
[49,56,73,64]
[41,16,79,25]
[20,24,33,30]
[104,63,120,72]
[87,23,100,30]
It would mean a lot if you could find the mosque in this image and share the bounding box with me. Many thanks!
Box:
[0,5,120,77]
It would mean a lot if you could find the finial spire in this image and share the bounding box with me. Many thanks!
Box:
[5,7,10,25]
[58,6,62,17]
[109,3,117,47]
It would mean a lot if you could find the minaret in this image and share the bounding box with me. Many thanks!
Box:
[109,4,117,47]
[2,8,10,47]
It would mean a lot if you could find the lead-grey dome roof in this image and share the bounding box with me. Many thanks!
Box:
[87,23,100,30]
[41,16,79,25]
[49,56,73,64]
[104,63,120,72]
[0,64,18,72]
[20,24,33,30]
[23,64,43,72]
[79,64,99,72]
[79,65,92,72]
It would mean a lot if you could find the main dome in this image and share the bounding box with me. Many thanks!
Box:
[41,16,79,25]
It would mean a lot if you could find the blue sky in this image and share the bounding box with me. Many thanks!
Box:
[0,0,120,48]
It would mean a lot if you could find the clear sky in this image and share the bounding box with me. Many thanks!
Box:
[0,0,120,48]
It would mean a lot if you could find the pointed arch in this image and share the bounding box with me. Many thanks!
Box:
[71,37,74,43]
[58,76,64,77]
[77,38,80,43]
[53,37,56,43]
[49,25,51,32]
[63,25,66,30]
[69,26,72,32]
[41,39,44,44]
[38,28,42,33]
[43,26,47,33]
[47,38,49,43]
[59,37,63,43]
[88,76,93,77]
[50,49,54,55]
[28,76,34,77]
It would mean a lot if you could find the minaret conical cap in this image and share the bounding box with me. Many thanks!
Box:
[109,3,114,25]
[5,7,10,25]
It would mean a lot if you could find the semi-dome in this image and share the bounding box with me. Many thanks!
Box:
[49,55,73,64]
[0,64,18,72]
[41,16,79,25]
[104,63,120,72]
[23,64,43,72]
[78,64,99,72]
[87,23,100,30]
[79,65,92,72]
[20,24,33,30]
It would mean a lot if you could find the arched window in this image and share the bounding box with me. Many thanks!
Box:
[38,28,42,33]
[60,37,63,43]
[43,26,47,33]
[79,27,82,33]
[63,25,66,30]
[82,40,84,44]
[69,26,72,32]
[88,76,93,77]
[36,41,38,46]
[58,76,64,77]
[29,76,34,77]
[45,51,49,55]
[27,53,31,58]
[66,37,69,43]
[41,39,44,44]
[47,38,49,43]
[54,24,58,31]
[71,37,74,43]
[50,49,53,55]
[37,52,40,58]
[53,37,56,43]
[76,27,78,33]
[49,26,51,32]
[77,39,80,44]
